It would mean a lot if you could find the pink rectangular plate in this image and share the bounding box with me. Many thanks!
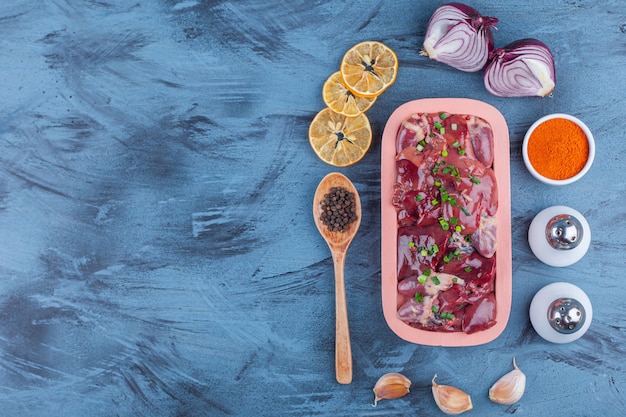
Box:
[381,98,512,346]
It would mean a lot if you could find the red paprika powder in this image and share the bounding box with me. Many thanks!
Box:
[527,118,589,180]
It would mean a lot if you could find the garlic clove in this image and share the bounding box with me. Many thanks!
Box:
[372,372,411,406]
[489,357,526,405]
[431,374,473,415]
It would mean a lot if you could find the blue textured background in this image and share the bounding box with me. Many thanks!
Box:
[1,1,625,416]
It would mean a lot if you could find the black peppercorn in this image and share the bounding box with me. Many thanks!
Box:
[320,186,357,232]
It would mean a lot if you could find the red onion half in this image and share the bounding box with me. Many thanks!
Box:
[484,39,556,97]
[420,3,498,73]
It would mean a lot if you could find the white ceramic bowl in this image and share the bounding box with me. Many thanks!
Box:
[522,113,595,185]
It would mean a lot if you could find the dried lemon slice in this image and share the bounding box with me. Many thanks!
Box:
[323,71,377,117]
[309,108,372,167]
[340,41,398,98]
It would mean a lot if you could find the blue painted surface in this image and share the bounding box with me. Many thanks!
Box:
[0,1,625,416]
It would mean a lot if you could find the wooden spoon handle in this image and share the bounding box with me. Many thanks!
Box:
[333,249,352,384]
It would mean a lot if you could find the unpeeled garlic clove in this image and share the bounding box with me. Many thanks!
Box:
[489,357,526,405]
[431,374,473,415]
[372,372,411,406]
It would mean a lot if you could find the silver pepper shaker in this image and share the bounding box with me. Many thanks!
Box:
[528,205,591,267]
[529,282,593,343]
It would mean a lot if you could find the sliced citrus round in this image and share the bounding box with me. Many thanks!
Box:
[322,71,377,117]
[340,41,398,98]
[309,108,372,167]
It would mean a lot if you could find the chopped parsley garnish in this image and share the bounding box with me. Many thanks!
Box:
[440,311,455,320]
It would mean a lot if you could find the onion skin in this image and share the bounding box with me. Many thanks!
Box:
[421,3,498,72]
[484,38,556,97]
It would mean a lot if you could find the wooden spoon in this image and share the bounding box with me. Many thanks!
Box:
[313,172,362,384]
